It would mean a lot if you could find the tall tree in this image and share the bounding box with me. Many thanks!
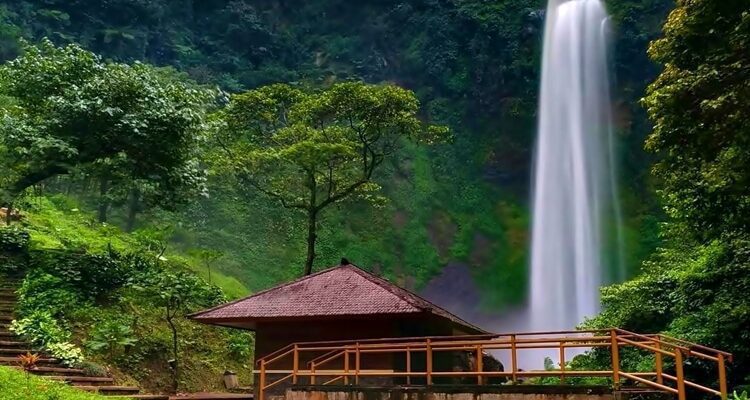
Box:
[216,82,448,275]
[642,0,750,241]
[0,40,212,219]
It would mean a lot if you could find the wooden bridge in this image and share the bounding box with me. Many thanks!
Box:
[255,329,732,400]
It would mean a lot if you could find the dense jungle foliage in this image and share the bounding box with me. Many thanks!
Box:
[587,0,750,392]
[0,0,749,395]
[0,0,672,300]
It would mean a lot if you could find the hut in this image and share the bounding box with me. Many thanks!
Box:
[190,260,488,362]
[190,260,491,389]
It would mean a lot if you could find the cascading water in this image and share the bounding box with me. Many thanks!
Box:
[421,0,623,369]
[529,0,621,348]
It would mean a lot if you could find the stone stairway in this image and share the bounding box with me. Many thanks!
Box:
[0,275,142,397]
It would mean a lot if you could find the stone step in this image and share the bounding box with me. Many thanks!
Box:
[165,394,254,399]
[0,340,28,347]
[0,331,17,338]
[24,365,86,376]
[115,396,169,400]
[0,315,14,322]
[0,347,33,355]
[0,355,59,366]
[77,385,140,395]
[48,375,115,386]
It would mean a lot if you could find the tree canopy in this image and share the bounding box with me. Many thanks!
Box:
[216,82,449,275]
[0,40,212,215]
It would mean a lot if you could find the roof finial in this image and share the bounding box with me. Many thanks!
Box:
[340,258,350,266]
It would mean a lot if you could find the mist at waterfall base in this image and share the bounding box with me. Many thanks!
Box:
[421,0,623,370]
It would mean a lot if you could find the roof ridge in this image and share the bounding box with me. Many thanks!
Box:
[188,265,343,319]
[344,265,486,333]
[343,265,430,310]
[190,262,487,335]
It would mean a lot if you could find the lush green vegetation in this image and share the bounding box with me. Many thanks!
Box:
[216,81,449,275]
[587,0,750,391]
[0,0,672,303]
[0,0,748,395]
[1,198,254,393]
[0,366,109,400]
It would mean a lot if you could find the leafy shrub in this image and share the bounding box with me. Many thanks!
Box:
[46,342,85,367]
[11,311,85,367]
[227,331,253,361]
[80,361,109,377]
[86,320,137,359]
[134,269,225,310]
[0,227,30,274]
[0,258,24,275]
[0,227,30,253]
[16,272,81,318]
[31,251,132,298]
[11,311,70,346]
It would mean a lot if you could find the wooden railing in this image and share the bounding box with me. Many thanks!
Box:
[255,329,731,400]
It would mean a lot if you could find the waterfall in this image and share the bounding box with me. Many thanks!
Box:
[529,0,620,343]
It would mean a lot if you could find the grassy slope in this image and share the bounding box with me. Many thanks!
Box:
[8,195,255,392]
[0,366,108,400]
[21,195,249,299]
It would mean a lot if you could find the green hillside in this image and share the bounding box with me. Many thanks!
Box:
[0,0,748,395]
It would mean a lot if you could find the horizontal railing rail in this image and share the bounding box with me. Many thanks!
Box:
[255,328,731,400]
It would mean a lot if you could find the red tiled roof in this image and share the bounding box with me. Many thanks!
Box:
[190,263,486,334]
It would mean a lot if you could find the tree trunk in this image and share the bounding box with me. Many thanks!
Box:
[125,188,140,232]
[304,209,317,276]
[97,176,110,223]
[4,204,11,225]
[166,312,179,394]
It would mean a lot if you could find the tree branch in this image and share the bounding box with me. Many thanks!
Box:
[10,164,69,198]
[238,173,308,210]
[316,154,384,212]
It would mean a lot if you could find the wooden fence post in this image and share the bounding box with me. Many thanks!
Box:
[406,346,412,386]
[718,354,728,400]
[344,348,350,385]
[510,334,518,383]
[675,349,686,400]
[355,343,361,385]
[259,359,266,400]
[610,329,620,387]
[426,338,433,385]
[559,343,566,383]
[310,361,316,385]
[476,345,484,385]
[654,340,663,385]
[292,344,299,385]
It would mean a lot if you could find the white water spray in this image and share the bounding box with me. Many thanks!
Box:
[529,0,621,342]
